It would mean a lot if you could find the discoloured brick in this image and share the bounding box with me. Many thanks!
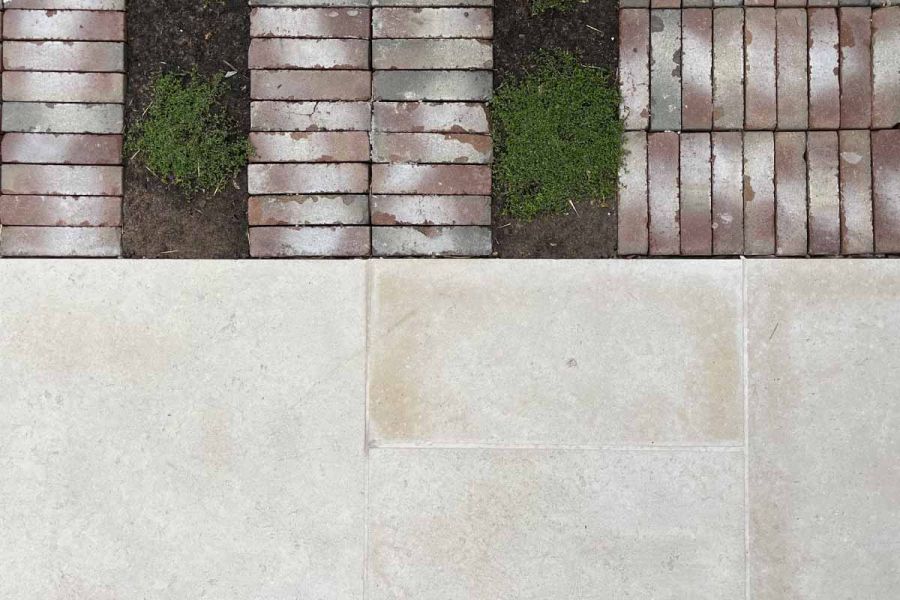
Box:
[617,131,649,255]
[1,133,122,165]
[839,130,874,255]
[619,8,650,130]
[839,8,872,129]
[250,8,370,39]
[370,195,491,225]
[872,7,900,129]
[682,9,713,131]
[249,131,370,163]
[1,164,122,196]
[372,38,492,70]
[2,102,123,134]
[2,1,125,7]
[807,131,840,255]
[248,195,370,225]
[774,131,808,255]
[2,41,124,72]
[651,0,679,8]
[809,8,840,130]
[745,8,776,130]
[0,226,121,257]
[711,131,743,255]
[372,164,491,195]
[2,72,124,103]
[372,102,489,133]
[251,101,371,132]
[713,8,744,130]
[3,9,125,41]
[249,226,371,257]
[372,226,492,256]
[248,39,369,70]
[372,0,492,5]
[372,8,493,39]
[650,10,681,131]
[251,70,371,101]
[371,132,492,164]
[743,131,775,255]
[373,71,492,101]
[648,132,680,255]
[776,9,808,130]
[0,195,121,226]
[679,132,712,255]
[872,130,900,254]
[248,163,369,195]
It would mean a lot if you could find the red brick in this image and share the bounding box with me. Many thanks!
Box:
[839,8,873,129]
[0,195,121,226]
[249,132,370,163]
[2,40,124,72]
[712,131,743,255]
[372,102,489,133]
[1,133,122,165]
[774,131,808,255]
[248,195,369,226]
[776,9,808,130]
[372,226,491,257]
[248,163,369,195]
[1,165,122,196]
[743,131,775,255]
[372,8,492,39]
[251,70,371,101]
[873,7,900,129]
[839,130,874,255]
[371,132,492,164]
[682,9,713,131]
[0,226,121,257]
[3,9,125,41]
[745,8,777,130]
[251,101,371,132]
[648,132,680,255]
[679,132,712,255]
[872,130,900,254]
[746,0,774,6]
[250,8,370,39]
[619,8,650,130]
[807,131,840,255]
[713,8,744,130]
[651,0,679,8]
[809,8,840,130]
[249,226,371,258]
[2,72,123,103]
[371,164,491,195]
[617,131,649,256]
[2,1,125,7]
[372,38,492,70]
[248,39,369,70]
[370,195,491,226]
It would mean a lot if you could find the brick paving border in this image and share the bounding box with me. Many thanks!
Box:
[0,0,126,257]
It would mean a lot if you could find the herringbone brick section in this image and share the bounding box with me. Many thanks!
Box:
[0,0,126,257]
[248,0,493,258]
[618,5,900,256]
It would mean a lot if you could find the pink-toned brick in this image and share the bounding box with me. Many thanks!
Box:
[1,164,122,196]
[839,130,874,255]
[248,195,369,226]
[249,131,370,163]
[251,101,371,132]
[807,131,840,255]
[776,9,808,130]
[2,1,125,7]
[251,70,371,101]
[0,226,121,257]
[249,226,371,258]
[1,133,121,165]
[743,131,775,255]
[745,8,777,130]
[370,195,491,226]
[651,0,679,8]
[3,9,125,41]
[679,132,712,255]
[712,131,743,255]
[872,130,900,254]
[839,8,873,129]
[713,8,744,130]
[682,9,713,131]
[774,131,808,255]
[2,72,124,103]
[808,8,840,130]
[617,131,649,255]
[873,7,900,129]
[250,8,370,39]
[372,226,491,257]
[619,8,650,130]
[648,132,680,255]
[371,164,491,195]
[371,132,492,164]
[372,102,489,133]
[372,8,492,39]
[248,163,369,195]
[248,39,369,70]
[2,40,123,72]
[0,195,121,226]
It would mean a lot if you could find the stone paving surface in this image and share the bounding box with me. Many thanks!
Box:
[248,0,493,258]
[618,5,900,256]
[0,0,126,257]
[1,259,898,598]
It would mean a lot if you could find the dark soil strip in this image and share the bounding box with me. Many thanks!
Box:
[123,0,250,258]
[492,0,619,258]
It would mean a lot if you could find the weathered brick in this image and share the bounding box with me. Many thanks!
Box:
[807,131,840,255]
[2,41,124,72]
[2,72,124,103]
[371,164,491,195]
[2,102,123,134]
[3,9,125,41]
[839,130,874,255]
[370,195,491,225]
[1,133,122,165]
[249,0,368,5]
[248,195,369,225]
[808,8,840,129]
[251,101,371,132]
[373,71,492,101]
[774,131,808,255]
[619,8,650,130]
[745,8,776,130]
[682,9,713,131]
[873,7,900,129]
[743,131,775,255]
[249,226,371,257]
[617,131,649,255]
[372,226,492,256]
[372,8,492,39]
[372,39,492,70]
[651,0,679,8]
[248,39,369,70]
[372,0,491,5]
[249,131,370,163]
[872,130,900,254]
[251,70,371,101]
[679,132,712,255]
[248,163,369,195]
[649,10,681,131]
[711,131,743,255]
[372,102,489,133]
[713,8,744,130]
[1,165,122,196]
[0,226,121,257]
[0,195,121,226]
[648,132,680,255]
[776,9,808,130]
[2,1,125,7]
[839,8,873,129]
[371,132,492,164]
[250,8,370,39]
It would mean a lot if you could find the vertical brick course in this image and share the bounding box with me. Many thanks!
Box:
[679,132,712,254]
[618,132,649,255]
[776,9,808,130]
[650,10,682,131]
[711,131,743,255]
[807,130,841,255]
[872,7,900,129]
[648,132,681,255]
[872,130,900,254]
[712,8,744,130]
[682,9,713,131]
[839,8,872,129]
[808,8,840,130]
[620,9,650,130]
[743,131,776,255]
[745,8,777,130]
[774,131,808,255]
[839,130,874,255]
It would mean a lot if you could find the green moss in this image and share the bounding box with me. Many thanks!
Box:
[126,71,250,194]
[530,0,581,15]
[491,50,624,221]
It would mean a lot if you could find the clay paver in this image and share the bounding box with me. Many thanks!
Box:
[618,131,649,255]
[745,8,776,130]
[248,195,370,226]
[370,195,491,226]
[712,131,743,255]
[249,226,371,257]
[743,132,776,255]
[873,130,900,254]
[648,132,680,255]
[873,7,900,129]
[774,131,808,256]
[0,226,121,257]
[807,131,841,255]
[712,8,744,130]
[650,10,682,131]
[372,226,492,256]
[776,9,808,130]
[619,8,650,130]
[839,130,874,255]
[680,132,712,254]
[682,9,713,131]
[839,8,872,129]
[809,8,840,130]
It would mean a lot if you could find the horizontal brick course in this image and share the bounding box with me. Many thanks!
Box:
[373,71,492,101]
[3,10,125,41]
[371,195,491,225]
[372,8,493,39]
[251,101,371,132]
[252,70,372,101]
[0,226,121,257]
[2,102,123,134]
[3,40,124,72]
[250,131,370,163]
[371,132,492,164]
[373,102,489,133]
[249,38,369,70]
[372,164,491,195]
[249,163,370,195]
[1,133,122,165]
[248,195,370,226]
[250,8,370,39]
[1,164,123,196]
[372,39,492,70]
[0,195,122,226]
[372,226,492,256]
[249,226,371,257]
[2,71,124,103]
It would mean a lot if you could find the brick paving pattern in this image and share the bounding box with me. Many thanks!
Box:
[0,0,126,257]
[618,4,900,256]
[248,0,493,258]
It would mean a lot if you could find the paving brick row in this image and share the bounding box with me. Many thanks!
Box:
[251,101,371,132]
[617,131,650,255]
[774,131,808,255]
[371,132,492,164]
[251,70,372,101]
[0,195,121,226]
[372,102,490,133]
[711,131,744,254]
[619,9,650,130]
[3,41,124,72]
[621,0,900,5]
[249,226,371,257]
[373,71,492,101]
[2,71,124,102]
[2,102,123,133]
[248,195,371,226]
[1,133,122,165]
[682,9,713,131]
[249,131,371,163]
[249,163,369,196]
[649,10,681,131]
[3,10,125,41]
[372,8,493,39]
[872,6,900,129]
[248,38,369,70]
[872,130,900,253]
[0,226,121,257]
[371,226,492,256]
[372,39,492,70]
[371,195,491,225]
[679,132,712,254]
[839,129,874,254]
[776,8,808,130]
[712,8,744,130]
[372,164,491,196]
[249,8,370,39]
[807,130,841,254]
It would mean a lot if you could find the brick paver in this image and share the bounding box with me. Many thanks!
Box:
[774,131,808,255]
[0,3,124,256]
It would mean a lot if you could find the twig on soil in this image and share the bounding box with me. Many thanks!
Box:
[568,199,580,216]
